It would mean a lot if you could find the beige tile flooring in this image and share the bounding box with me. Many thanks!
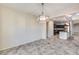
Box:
[0,34,79,55]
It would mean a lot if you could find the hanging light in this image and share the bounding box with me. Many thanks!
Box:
[39,3,49,21]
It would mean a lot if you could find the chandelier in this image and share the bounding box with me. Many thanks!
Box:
[39,3,49,21]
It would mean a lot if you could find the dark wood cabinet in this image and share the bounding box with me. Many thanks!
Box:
[54,24,65,35]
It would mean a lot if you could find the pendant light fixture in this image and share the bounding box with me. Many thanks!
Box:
[39,3,49,21]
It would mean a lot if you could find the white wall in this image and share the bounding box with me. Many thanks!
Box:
[48,21,54,38]
[73,24,79,34]
[0,7,2,49]
[41,21,47,39]
[39,21,54,39]
[0,6,42,50]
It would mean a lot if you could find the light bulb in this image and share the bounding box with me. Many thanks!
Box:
[40,16,46,20]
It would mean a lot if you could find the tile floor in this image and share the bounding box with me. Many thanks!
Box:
[0,34,79,55]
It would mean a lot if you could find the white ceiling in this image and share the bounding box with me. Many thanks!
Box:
[1,3,79,18]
